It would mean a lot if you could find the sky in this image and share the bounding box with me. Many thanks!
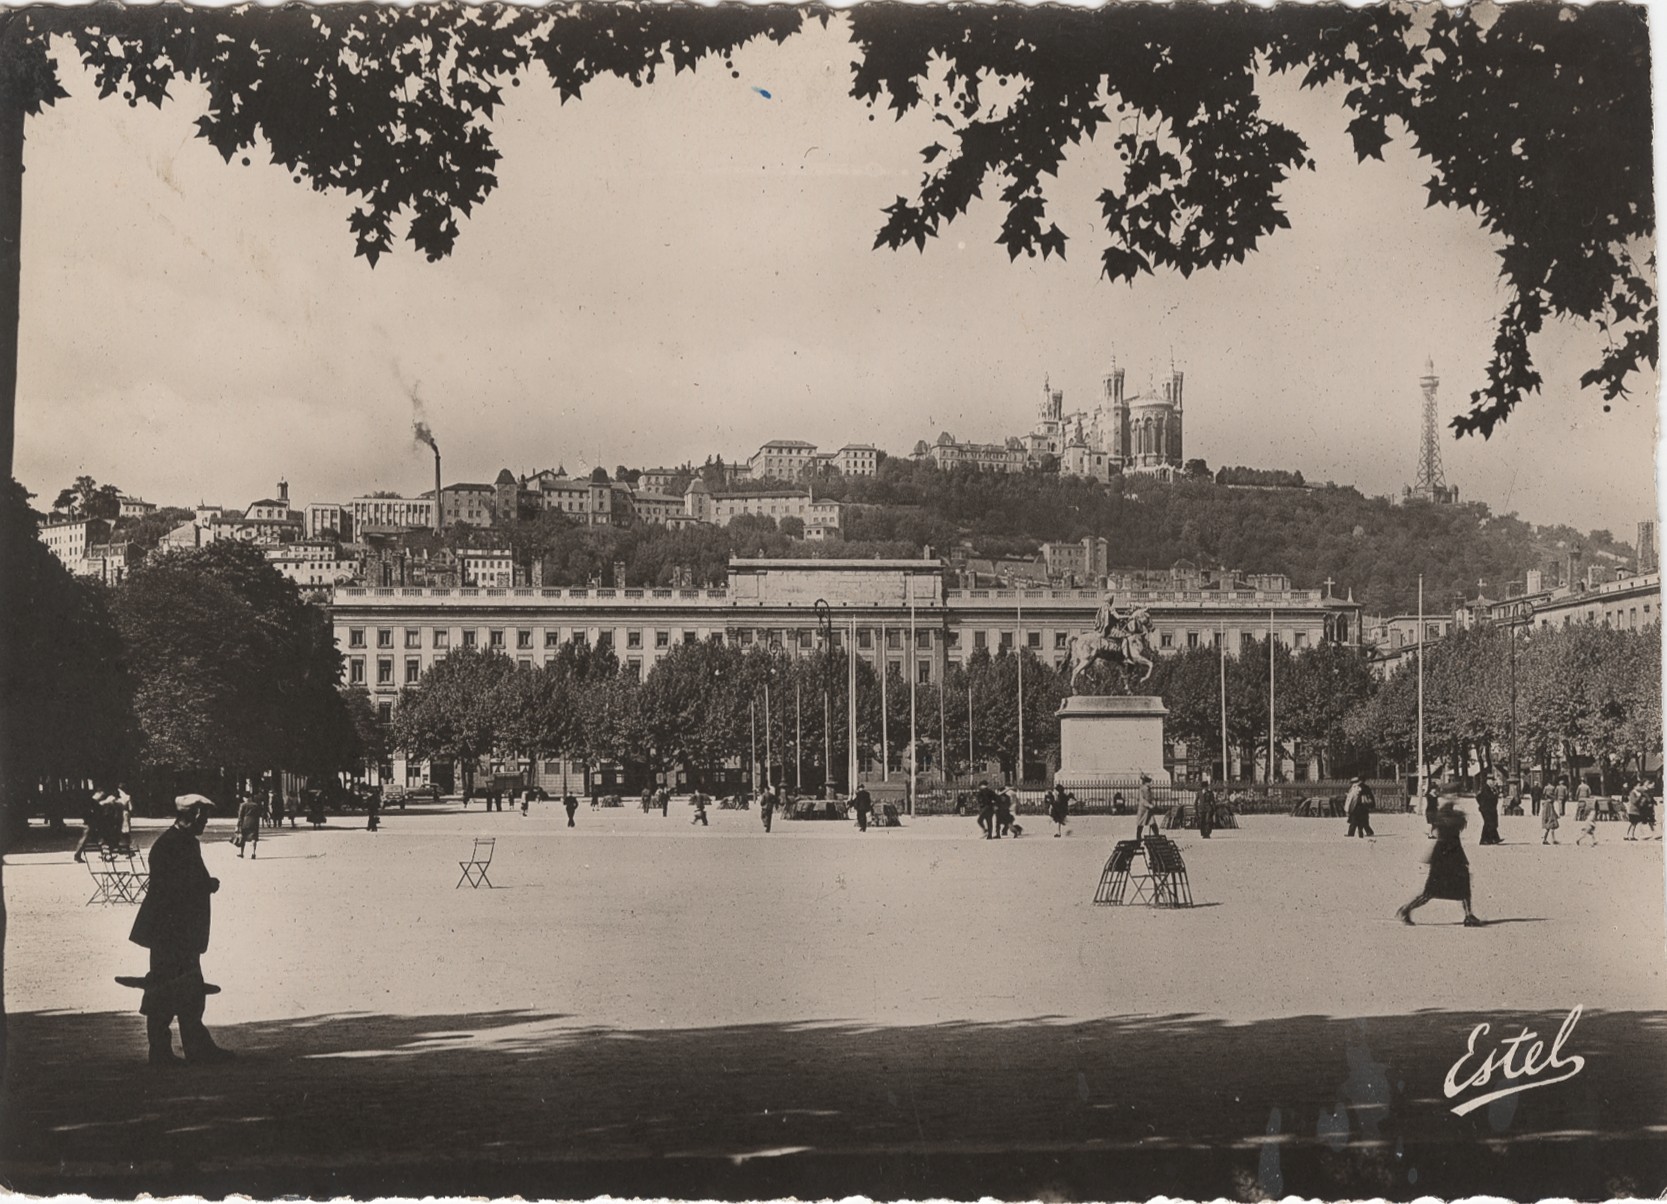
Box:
[13,11,1660,539]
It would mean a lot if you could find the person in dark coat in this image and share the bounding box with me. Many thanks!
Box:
[760,788,776,833]
[853,786,872,833]
[1048,786,1072,837]
[563,793,579,827]
[691,790,709,826]
[366,790,381,832]
[1344,777,1374,838]
[1196,781,1217,839]
[235,791,264,858]
[976,782,996,839]
[129,795,234,1065]
[1397,799,1484,927]
[1475,777,1502,845]
[1423,782,1441,838]
[994,787,1015,838]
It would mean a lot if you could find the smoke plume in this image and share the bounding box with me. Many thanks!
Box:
[413,418,439,455]
[410,384,439,456]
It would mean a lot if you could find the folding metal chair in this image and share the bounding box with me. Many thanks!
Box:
[85,844,145,905]
[457,838,495,889]
[85,854,123,906]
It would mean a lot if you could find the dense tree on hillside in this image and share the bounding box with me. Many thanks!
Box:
[115,505,194,552]
[50,475,121,521]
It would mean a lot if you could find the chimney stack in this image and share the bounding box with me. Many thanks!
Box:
[434,450,443,535]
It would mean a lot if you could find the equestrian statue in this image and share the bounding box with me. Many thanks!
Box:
[1066,593,1156,690]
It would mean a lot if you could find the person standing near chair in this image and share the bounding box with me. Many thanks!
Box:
[1134,774,1160,840]
[73,790,104,862]
[129,794,234,1066]
[235,791,263,859]
[1476,777,1502,845]
[1396,797,1484,927]
[1196,780,1217,840]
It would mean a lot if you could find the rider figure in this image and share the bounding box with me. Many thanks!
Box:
[1095,592,1134,652]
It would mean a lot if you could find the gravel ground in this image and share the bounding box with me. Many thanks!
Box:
[2,802,1662,1199]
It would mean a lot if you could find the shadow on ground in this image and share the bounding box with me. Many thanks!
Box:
[3,1007,1662,1200]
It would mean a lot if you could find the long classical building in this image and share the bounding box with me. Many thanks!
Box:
[331,557,1360,789]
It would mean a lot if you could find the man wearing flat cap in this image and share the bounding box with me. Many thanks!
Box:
[127,794,234,1066]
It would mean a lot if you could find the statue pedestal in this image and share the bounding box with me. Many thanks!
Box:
[1055,694,1169,790]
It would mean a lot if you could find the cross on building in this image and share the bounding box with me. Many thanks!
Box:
[1322,577,1335,597]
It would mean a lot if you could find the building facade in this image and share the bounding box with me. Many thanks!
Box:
[911,432,1028,473]
[748,440,819,481]
[832,444,880,477]
[350,495,439,532]
[331,557,1359,787]
[39,517,106,571]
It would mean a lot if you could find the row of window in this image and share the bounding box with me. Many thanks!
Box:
[345,624,1317,654]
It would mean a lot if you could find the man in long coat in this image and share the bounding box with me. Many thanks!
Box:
[129,795,234,1066]
[1475,777,1502,845]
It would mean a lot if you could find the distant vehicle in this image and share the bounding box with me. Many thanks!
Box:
[405,783,439,801]
[523,786,550,801]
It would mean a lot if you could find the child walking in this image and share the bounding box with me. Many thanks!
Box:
[1541,796,1560,845]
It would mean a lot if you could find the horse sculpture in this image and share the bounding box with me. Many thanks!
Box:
[1066,608,1157,691]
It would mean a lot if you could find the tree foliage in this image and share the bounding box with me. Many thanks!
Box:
[0,479,133,799]
[1345,621,1661,789]
[112,541,350,778]
[846,2,1653,434]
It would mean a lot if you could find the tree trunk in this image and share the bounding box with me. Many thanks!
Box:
[0,63,21,480]
[0,63,23,1089]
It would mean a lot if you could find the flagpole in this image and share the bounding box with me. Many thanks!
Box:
[764,680,773,792]
[848,614,858,796]
[1268,607,1276,784]
[1219,620,1228,783]
[1016,603,1025,787]
[750,697,758,795]
[880,623,890,782]
[1417,575,1426,804]
[910,604,918,816]
[938,629,948,788]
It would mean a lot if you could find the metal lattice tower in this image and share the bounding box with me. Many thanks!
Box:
[1412,357,1446,501]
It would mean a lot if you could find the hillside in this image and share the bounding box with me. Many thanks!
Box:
[807,461,1636,614]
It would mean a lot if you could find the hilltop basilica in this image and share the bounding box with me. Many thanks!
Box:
[913,359,1186,481]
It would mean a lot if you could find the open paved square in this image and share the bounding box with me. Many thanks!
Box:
[3,802,1663,1199]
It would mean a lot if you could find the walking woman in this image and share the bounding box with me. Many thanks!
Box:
[1540,791,1560,844]
[235,791,264,859]
[1397,798,1484,927]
